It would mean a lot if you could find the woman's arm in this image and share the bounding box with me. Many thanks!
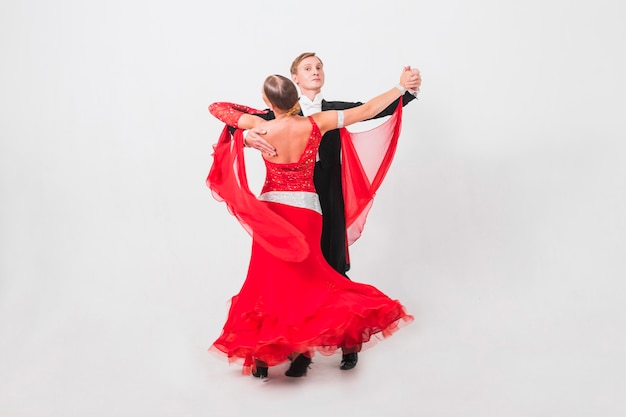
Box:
[313,67,417,134]
[208,102,265,130]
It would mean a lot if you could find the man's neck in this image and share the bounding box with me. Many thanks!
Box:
[300,88,322,101]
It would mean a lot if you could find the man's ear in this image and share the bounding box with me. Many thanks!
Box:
[291,74,299,85]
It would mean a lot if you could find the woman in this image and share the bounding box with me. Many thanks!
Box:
[207,69,417,379]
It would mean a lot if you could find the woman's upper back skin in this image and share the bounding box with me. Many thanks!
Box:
[259,116,317,164]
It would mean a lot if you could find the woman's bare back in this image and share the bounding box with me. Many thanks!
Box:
[259,116,315,164]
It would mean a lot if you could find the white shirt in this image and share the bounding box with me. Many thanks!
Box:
[299,93,323,116]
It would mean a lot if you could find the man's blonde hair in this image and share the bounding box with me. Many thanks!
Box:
[290,52,323,75]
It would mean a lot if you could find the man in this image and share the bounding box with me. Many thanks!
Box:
[245,52,421,372]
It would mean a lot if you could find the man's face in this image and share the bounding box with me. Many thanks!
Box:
[292,56,325,92]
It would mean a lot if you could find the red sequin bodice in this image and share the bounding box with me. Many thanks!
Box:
[261,117,321,194]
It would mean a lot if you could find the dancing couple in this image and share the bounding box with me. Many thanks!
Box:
[206,52,421,379]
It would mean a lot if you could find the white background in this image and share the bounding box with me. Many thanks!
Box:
[1,0,625,416]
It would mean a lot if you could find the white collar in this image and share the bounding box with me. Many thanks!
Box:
[299,93,324,116]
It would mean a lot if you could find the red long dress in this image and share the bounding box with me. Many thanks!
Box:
[207,106,413,373]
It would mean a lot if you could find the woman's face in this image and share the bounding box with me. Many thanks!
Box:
[292,56,325,93]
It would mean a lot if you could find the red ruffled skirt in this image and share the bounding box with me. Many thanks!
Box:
[210,201,413,373]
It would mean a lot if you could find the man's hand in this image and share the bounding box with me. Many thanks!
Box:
[245,127,277,156]
[409,67,421,94]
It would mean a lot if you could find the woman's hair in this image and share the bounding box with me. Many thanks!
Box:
[263,74,300,115]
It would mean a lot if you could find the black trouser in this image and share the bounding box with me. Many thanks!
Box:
[314,158,349,276]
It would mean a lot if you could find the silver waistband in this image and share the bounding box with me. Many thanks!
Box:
[258,191,322,214]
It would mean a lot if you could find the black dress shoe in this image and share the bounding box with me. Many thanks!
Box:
[252,360,268,379]
[340,352,358,370]
[285,354,311,377]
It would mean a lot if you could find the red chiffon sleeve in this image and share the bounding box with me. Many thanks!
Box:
[341,101,403,245]
[206,125,310,262]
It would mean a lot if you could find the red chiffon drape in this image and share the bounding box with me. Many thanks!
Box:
[207,126,309,262]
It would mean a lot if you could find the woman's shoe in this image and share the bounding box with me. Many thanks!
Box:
[252,360,268,379]
[284,354,311,377]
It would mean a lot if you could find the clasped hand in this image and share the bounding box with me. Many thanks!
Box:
[401,66,421,93]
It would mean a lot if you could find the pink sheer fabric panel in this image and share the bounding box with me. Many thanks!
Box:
[341,102,403,245]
